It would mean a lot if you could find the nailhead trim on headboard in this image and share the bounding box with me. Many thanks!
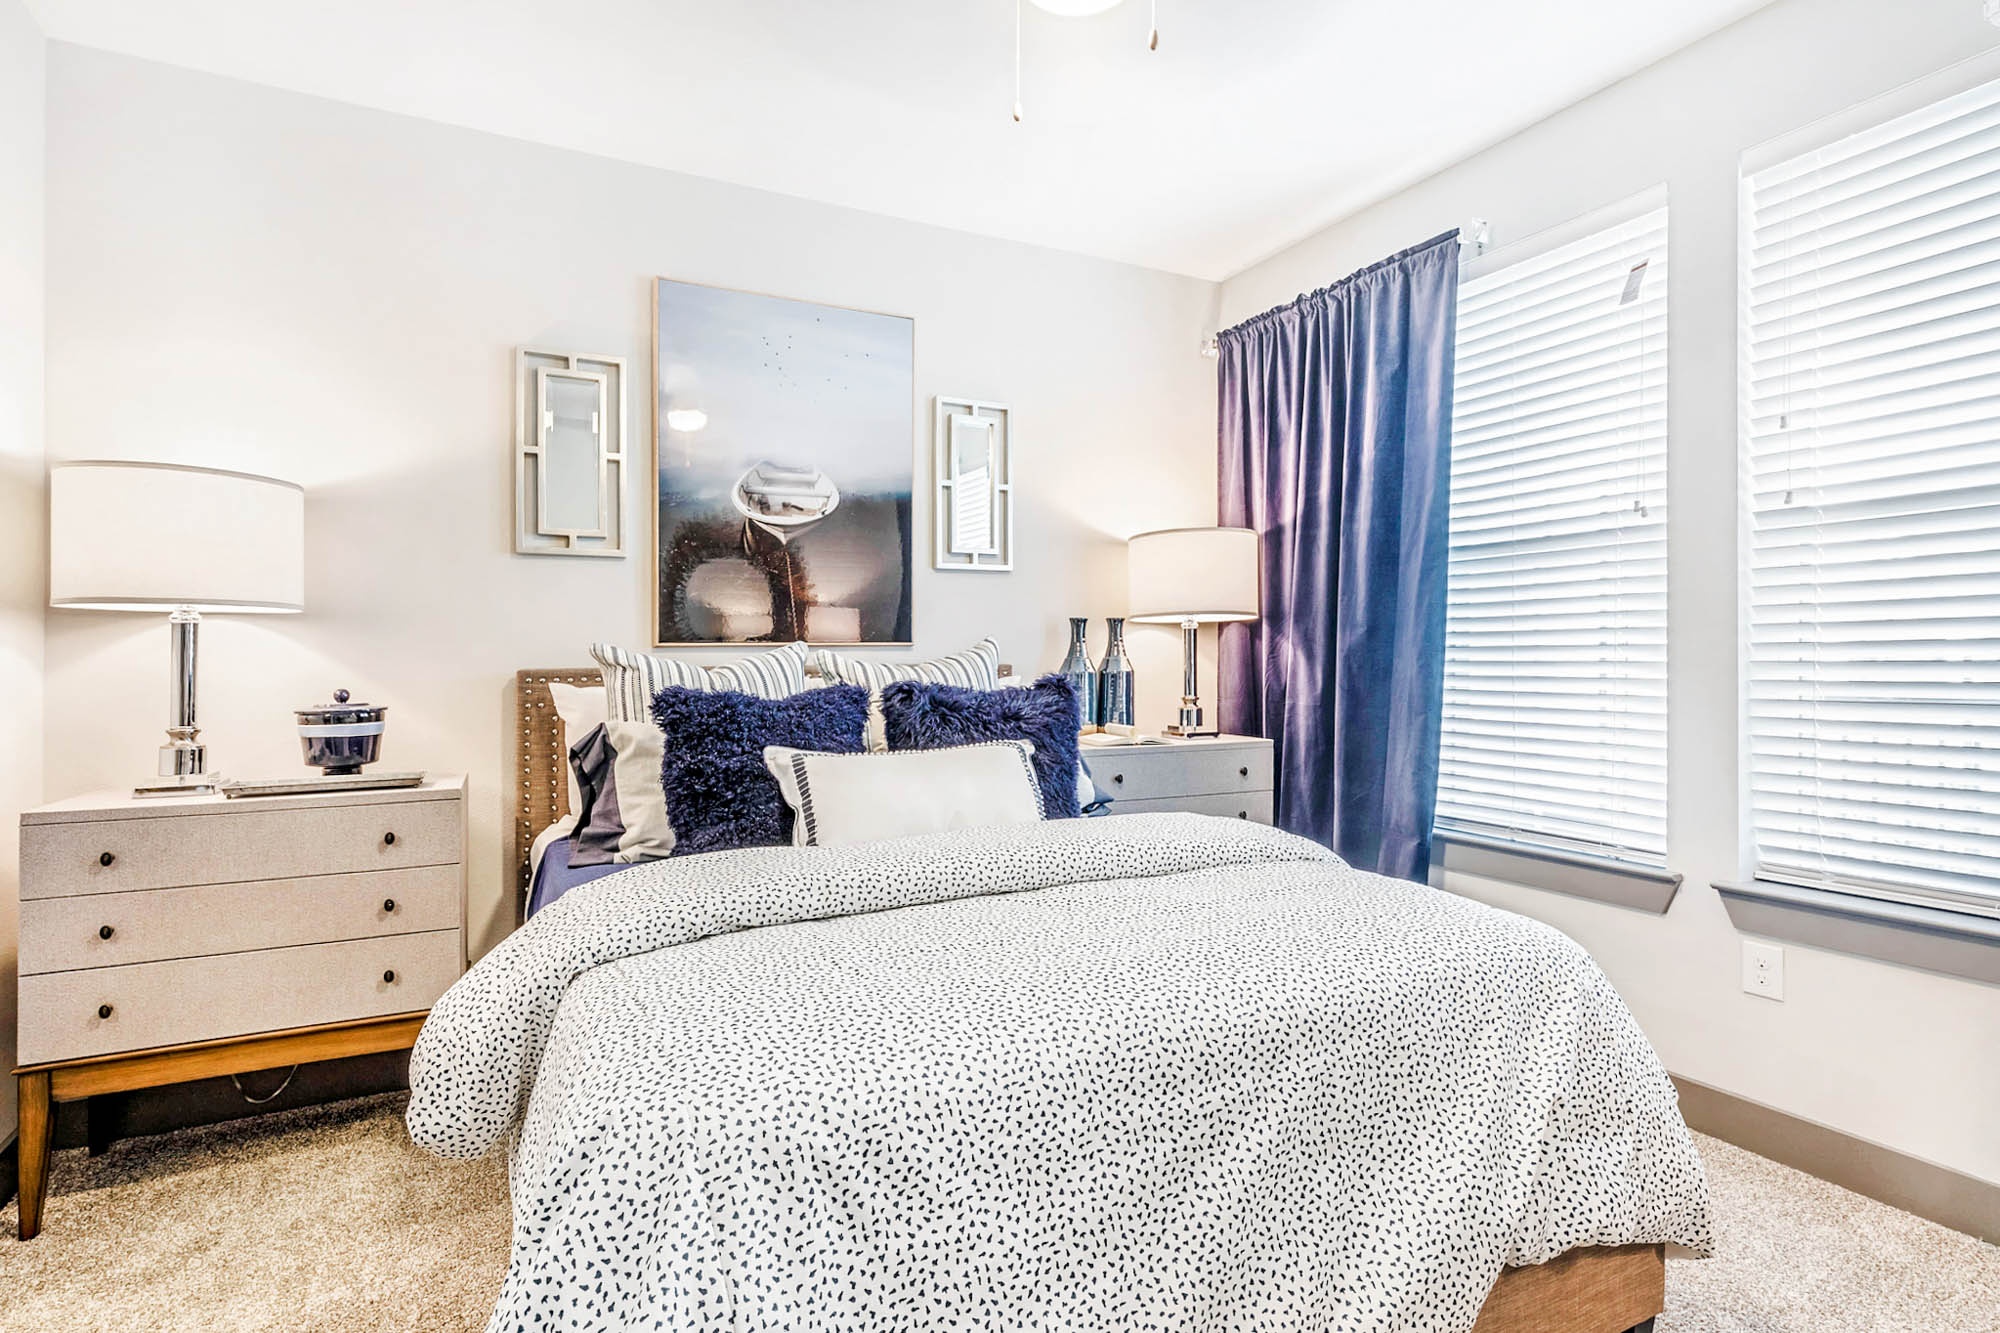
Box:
[514,668,602,913]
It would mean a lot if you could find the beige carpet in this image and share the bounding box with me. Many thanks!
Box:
[2,1093,1994,1332]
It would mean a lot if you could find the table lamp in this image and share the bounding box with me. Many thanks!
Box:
[1127,526,1259,737]
[49,461,305,795]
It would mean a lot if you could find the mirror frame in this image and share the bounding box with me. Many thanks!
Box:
[515,348,627,557]
[933,396,1013,572]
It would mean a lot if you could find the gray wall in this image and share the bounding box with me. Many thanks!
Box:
[1222,0,2000,1188]
[0,0,47,1151]
[41,45,1222,962]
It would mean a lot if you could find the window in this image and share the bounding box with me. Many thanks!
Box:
[1743,77,2000,916]
[1436,206,1670,867]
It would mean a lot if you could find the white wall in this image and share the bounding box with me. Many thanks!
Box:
[1222,0,2000,1187]
[42,45,1220,960]
[0,0,46,1152]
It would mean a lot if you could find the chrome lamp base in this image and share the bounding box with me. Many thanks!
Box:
[1161,617,1219,738]
[133,607,221,798]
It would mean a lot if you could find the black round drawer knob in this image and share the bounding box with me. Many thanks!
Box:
[1113,773,1125,785]
[1239,766,1250,777]
[98,851,116,868]
[382,898,398,913]
[97,1004,113,1020]
[98,925,115,941]
[383,969,398,984]
[382,831,398,846]
[1238,811,1249,819]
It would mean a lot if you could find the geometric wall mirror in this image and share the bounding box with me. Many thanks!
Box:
[515,348,627,557]
[933,396,1013,572]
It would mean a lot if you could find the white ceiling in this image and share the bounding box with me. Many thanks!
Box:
[26,0,1775,280]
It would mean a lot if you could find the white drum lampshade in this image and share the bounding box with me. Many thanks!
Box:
[49,461,305,793]
[50,462,304,613]
[1127,526,1259,737]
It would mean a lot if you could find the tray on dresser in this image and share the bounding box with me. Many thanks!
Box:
[221,771,426,799]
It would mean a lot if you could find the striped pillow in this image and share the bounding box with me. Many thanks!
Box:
[812,639,1002,750]
[590,640,810,723]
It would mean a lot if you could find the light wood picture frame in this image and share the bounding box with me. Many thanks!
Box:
[651,276,915,644]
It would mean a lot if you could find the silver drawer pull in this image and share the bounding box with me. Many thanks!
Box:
[97,1003,113,1020]
[383,969,398,984]
[98,851,116,868]
[98,925,115,941]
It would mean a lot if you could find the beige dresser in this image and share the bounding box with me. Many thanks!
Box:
[12,775,466,1240]
[1083,735,1276,823]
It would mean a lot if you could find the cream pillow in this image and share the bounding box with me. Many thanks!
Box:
[567,720,676,864]
[763,741,1042,847]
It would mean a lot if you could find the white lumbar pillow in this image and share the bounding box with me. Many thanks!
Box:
[763,741,1043,847]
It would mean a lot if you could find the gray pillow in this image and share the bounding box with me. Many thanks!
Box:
[566,722,676,865]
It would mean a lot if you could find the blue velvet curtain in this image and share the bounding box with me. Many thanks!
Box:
[1218,232,1459,881]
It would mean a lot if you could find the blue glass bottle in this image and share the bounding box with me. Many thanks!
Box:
[1058,617,1099,728]
[1096,617,1135,728]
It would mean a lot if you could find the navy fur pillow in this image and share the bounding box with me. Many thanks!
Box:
[879,674,1082,819]
[651,683,869,855]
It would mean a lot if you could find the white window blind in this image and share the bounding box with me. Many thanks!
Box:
[1437,208,1670,866]
[1744,77,2000,916]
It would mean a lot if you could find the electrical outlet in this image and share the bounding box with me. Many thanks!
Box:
[1742,941,1785,1000]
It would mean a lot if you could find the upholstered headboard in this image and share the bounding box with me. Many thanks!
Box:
[513,668,601,906]
[512,658,1020,908]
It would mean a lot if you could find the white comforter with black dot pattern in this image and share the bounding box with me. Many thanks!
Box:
[408,813,1711,1332]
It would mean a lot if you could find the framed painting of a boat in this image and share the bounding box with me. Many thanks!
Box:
[651,277,914,645]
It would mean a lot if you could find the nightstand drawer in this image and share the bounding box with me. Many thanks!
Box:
[1109,791,1275,824]
[17,930,461,1065]
[21,798,461,899]
[19,865,462,975]
[1083,744,1273,802]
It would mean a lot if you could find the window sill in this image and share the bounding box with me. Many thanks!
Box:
[1715,879,2000,986]
[1431,830,1681,914]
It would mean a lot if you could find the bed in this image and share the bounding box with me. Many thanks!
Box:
[421,670,1709,1333]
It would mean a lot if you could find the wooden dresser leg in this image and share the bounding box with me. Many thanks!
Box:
[15,1071,52,1241]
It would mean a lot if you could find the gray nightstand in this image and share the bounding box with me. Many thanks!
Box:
[1083,735,1275,823]
[12,775,467,1240]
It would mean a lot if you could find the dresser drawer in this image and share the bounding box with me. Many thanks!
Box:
[1107,791,1275,824]
[21,798,462,899]
[19,865,462,975]
[17,929,462,1065]
[1083,744,1273,802]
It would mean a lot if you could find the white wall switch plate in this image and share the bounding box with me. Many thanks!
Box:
[1742,940,1785,1000]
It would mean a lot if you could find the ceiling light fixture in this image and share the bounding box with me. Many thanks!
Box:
[1013,0,1158,123]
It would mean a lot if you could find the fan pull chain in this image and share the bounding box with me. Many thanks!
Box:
[1013,0,1024,122]
[1012,0,1158,123]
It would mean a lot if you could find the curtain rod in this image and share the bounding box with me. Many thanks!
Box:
[1201,217,1487,357]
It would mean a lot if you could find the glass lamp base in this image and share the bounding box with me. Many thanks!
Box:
[1163,699,1217,738]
